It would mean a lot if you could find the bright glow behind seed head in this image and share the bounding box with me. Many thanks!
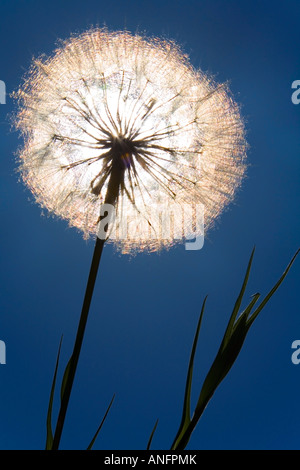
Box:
[14,29,247,252]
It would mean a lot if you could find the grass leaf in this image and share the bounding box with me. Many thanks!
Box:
[170,296,207,450]
[87,394,115,450]
[60,355,72,403]
[247,248,300,328]
[171,248,299,450]
[146,419,159,450]
[45,336,63,450]
[221,247,255,351]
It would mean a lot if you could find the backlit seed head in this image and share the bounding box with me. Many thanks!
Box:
[14,28,247,253]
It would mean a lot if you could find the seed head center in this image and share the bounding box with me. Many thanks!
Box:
[109,135,135,169]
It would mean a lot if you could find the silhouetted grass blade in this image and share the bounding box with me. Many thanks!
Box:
[171,248,299,450]
[221,247,255,351]
[247,248,300,328]
[45,336,63,450]
[147,419,159,450]
[87,394,115,450]
[60,355,72,402]
[171,296,207,450]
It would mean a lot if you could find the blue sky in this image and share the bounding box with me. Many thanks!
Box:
[0,0,300,450]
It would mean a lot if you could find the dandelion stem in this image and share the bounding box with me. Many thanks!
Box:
[52,235,105,450]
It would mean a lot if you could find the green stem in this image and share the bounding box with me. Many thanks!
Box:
[52,236,105,450]
[51,160,125,450]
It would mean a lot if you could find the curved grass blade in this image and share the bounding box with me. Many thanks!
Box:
[247,248,300,328]
[171,248,299,450]
[60,355,72,402]
[197,294,261,408]
[146,419,159,450]
[191,296,261,427]
[87,394,115,450]
[221,247,255,351]
[45,336,63,450]
[171,296,207,450]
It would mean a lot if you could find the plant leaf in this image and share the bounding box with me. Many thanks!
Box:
[247,248,300,328]
[86,394,115,450]
[221,247,255,351]
[146,419,159,450]
[60,355,72,402]
[171,248,299,450]
[170,296,207,450]
[45,336,63,450]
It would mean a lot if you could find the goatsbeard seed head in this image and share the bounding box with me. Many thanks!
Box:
[14,28,247,253]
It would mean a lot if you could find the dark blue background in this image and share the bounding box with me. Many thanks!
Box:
[0,0,299,450]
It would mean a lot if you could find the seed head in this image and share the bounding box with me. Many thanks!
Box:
[14,28,246,252]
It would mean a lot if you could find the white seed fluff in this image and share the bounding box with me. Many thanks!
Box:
[14,28,246,252]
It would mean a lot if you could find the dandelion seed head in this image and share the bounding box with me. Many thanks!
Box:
[14,28,247,253]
